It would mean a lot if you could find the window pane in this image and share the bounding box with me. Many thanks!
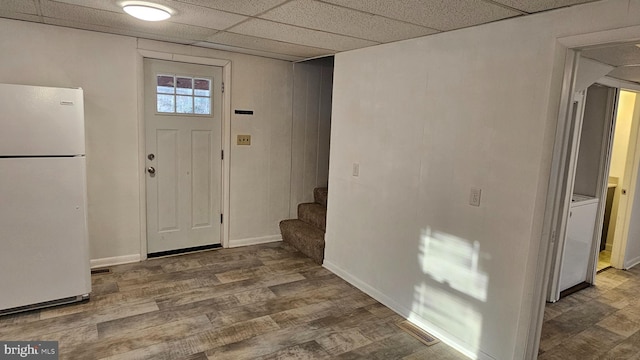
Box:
[157,86,175,94]
[157,94,174,113]
[194,79,210,97]
[194,97,211,115]
[176,95,193,114]
[176,77,193,95]
[157,76,174,94]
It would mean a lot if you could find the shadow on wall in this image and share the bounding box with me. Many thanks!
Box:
[411,227,490,358]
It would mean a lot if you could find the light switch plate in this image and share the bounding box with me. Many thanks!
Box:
[237,135,251,145]
[352,163,359,177]
[469,187,481,207]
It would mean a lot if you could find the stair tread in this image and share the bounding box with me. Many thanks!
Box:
[279,219,325,264]
[298,203,327,231]
[280,219,324,239]
[314,187,328,207]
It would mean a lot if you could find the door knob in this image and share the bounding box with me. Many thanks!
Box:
[147,166,156,176]
[148,153,155,161]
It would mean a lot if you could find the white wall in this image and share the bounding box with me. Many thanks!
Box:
[0,19,293,260]
[324,1,640,359]
[290,57,333,216]
[622,93,640,268]
[605,90,636,251]
[0,20,140,260]
[610,91,636,178]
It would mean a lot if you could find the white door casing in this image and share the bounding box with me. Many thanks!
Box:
[144,58,223,254]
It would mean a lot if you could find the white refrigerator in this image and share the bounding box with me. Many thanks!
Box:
[0,83,91,314]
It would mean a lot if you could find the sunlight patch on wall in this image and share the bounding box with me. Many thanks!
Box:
[410,227,490,357]
[410,284,482,357]
[419,227,489,301]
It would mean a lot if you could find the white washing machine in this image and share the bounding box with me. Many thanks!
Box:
[559,194,600,292]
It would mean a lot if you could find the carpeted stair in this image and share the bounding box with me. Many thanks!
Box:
[279,187,327,264]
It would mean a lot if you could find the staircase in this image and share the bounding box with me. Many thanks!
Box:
[279,187,327,264]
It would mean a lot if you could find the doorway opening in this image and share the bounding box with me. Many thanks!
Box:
[289,56,334,213]
[545,43,640,303]
[597,89,640,272]
[280,56,333,263]
[539,84,640,355]
[143,58,224,257]
[564,83,640,286]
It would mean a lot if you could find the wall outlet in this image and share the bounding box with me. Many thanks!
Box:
[237,135,251,145]
[352,163,359,177]
[469,187,482,207]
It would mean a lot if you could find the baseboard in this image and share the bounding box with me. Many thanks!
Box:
[624,255,640,270]
[228,235,282,248]
[90,254,141,269]
[606,243,613,252]
[323,259,494,360]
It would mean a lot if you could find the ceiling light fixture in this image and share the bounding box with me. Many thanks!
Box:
[122,1,172,21]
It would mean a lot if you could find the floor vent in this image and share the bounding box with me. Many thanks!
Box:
[91,268,111,275]
[397,320,440,346]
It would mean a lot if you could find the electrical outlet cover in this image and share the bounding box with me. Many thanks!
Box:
[237,135,251,145]
[469,187,481,207]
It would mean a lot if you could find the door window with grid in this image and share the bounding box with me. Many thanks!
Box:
[156,75,211,115]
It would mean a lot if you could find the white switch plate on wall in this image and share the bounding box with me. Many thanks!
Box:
[352,163,359,177]
[470,187,481,206]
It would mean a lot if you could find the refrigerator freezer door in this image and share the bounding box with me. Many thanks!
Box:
[0,84,85,156]
[0,157,91,311]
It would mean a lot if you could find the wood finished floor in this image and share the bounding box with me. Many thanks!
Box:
[0,243,465,360]
[540,265,640,359]
[597,250,612,272]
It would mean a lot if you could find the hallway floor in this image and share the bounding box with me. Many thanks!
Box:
[597,250,612,272]
[0,243,465,360]
[540,265,640,359]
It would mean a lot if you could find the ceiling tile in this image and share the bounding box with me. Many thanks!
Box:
[0,0,39,14]
[260,0,438,43]
[46,0,120,12]
[49,0,247,30]
[582,44,640,67]
[172,0,289,16]
[41,2,218,42]
[44,17,195,44]
[207,31,333,58]
[490,0,598,13]
[0,11,42,23]
[160,2,247,30]
[193,41,305,61]
[229,18,378,51]
[320,0,520,31]
[608,66,640,84]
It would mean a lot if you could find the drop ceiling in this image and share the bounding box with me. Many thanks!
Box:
[1,0,601,61]
[582,43,640,84]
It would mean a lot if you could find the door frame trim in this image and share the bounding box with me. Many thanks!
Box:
[136,49,232,260]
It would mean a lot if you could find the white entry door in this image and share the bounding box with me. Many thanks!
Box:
[145,59,223,254]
